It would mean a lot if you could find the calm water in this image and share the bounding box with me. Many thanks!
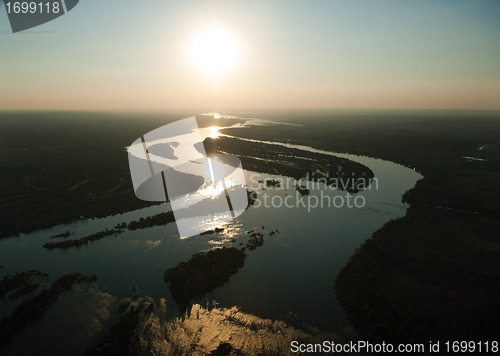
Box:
[0,114,422,354]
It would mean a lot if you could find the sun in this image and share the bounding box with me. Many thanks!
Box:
[190,26,239,78]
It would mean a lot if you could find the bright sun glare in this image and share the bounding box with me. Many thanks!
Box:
[207,126,222,138]
[190,27,239,78]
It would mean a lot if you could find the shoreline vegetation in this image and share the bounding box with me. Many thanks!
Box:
[85,298,148,356]
[0,273,97,347]
[43,228,123,250]
[49,231,72,239]
[0,270,48,301]
[86,297,341,355]
[334,205,500,342]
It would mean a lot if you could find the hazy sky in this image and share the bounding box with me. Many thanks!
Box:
[1,0,499,110]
